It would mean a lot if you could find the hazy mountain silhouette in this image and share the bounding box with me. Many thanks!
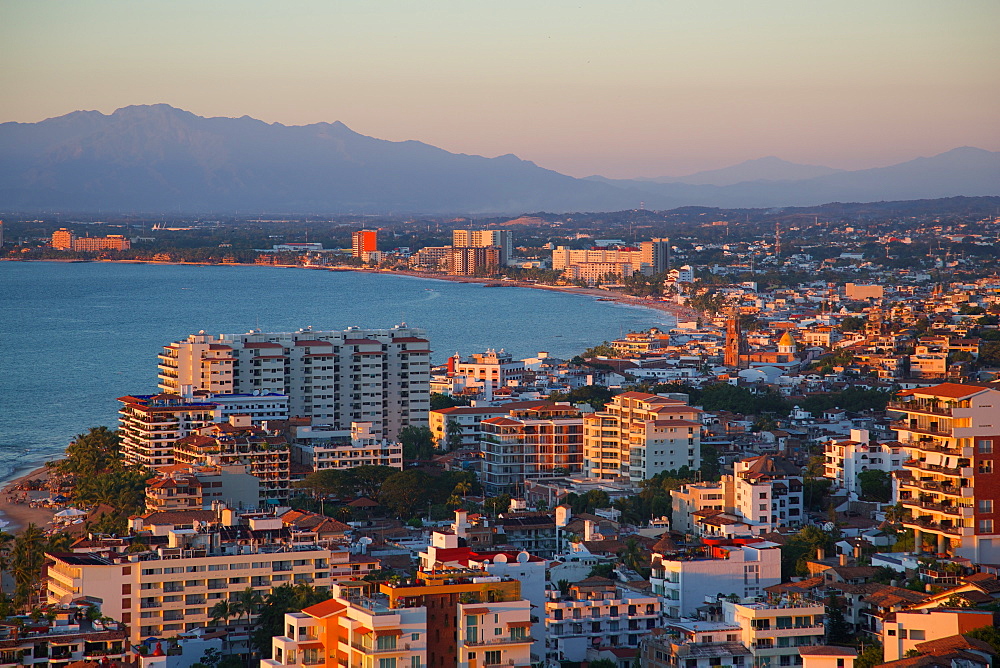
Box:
[0,105,997,213]
[637,156,844,186]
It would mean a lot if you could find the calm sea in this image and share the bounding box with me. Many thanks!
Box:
[0,261,672,481]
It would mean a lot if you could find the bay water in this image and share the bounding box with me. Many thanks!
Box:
[0,261,672,481]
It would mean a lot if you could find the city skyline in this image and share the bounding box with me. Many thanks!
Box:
[2,1,998,178]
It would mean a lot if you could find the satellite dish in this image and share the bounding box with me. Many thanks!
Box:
[517,551,529,563]
[494,553,508,564]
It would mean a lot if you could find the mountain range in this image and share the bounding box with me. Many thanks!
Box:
[0,104,997,214]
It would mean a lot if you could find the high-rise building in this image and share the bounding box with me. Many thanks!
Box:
[640,237,671,273]
[583,392,702,482]
[480,402,585,494]
[51,228,74,250]
[449,245,501,276]
[890,382,1000,562]
[158,326,431,440]
[118,393,219,468]
[351,229,377,258]
[453,229,513,266]
[173,415,292,504]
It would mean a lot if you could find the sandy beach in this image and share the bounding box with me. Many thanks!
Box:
[0,466,59,533]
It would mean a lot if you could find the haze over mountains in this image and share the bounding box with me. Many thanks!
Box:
[1,104,997,215]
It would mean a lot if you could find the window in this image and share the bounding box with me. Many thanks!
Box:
[979,460,993,474]
[980,500,993,514]
[378,659,396,668]
[979,519,994,533]
[411,658,421,668]
[376,635,397,650]
[910,630,925,640]
[978,440,994,454]
[484,651,502,665]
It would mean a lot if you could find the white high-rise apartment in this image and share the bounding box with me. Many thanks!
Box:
[583,391,702,482]
[453,229,513,266]
[159,325,431,439]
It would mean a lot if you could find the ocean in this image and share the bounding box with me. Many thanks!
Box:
[0,261,673,482]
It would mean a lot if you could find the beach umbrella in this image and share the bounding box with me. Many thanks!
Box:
[55,508,87,518]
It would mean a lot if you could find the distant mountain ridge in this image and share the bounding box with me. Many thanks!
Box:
[634,156,845,186]
[0,104,997,214]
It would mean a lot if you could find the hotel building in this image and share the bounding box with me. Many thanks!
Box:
[891,382,1000,562]
[583,392,701,482]
[480,403,584,494]
[351,229,378,258]
[158,326,431,440]
[45,521,366,644]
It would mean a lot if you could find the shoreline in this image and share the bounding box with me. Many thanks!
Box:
[0,465,60,533]
[9,258,701,322]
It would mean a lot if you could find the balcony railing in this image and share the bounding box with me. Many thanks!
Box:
[887,401,957,417]
[901,499,972,517]
[465,635,534,647]
[890,421,953,437]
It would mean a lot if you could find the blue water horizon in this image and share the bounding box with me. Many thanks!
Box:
[0,261,673,481]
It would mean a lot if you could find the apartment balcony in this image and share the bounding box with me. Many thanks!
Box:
[904,517,972,537]
[887,401,957,417]
[897,478,972,497]
[464,635,534,647]
[890,420,954,438]
[903,460,971,479]
[900,498,973,518]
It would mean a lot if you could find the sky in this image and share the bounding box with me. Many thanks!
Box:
[2,1,998,178]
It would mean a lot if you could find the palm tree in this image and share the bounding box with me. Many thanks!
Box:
[618,537,645,574]
[0,530,15,572]
[208,600,234,627]
[46,532,73,553]
[10,524,47,609]
[234,586,264,625]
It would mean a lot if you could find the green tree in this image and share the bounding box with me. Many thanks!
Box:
[233,586,264,624]
[56,426,121,477]
[581,341,616,358]
[855,644,883,668]
[781,525,837,580]
[378,470,434,518]
[825,594,852,644]
[209,600,235,627]
[446,419,464,451]
[430,393,470,410]
[857,470,892,503]
[588,660,616,668]
[252,584,331,658]
[966,625,1000,654]
[618,537,645,575]
[588,563,616,579]
[700,444,722,481]
[399,426,436,460]
[10,524,47,610]
[548,385,614,411]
